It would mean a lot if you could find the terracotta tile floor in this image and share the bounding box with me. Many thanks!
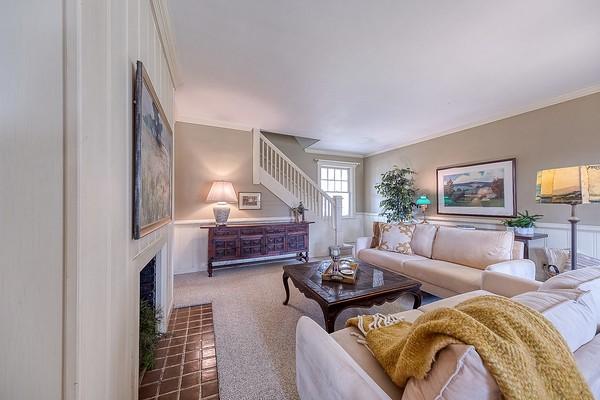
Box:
[139,304,219,400]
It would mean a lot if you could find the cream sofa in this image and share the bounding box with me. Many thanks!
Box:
[356,225,536,298]
[296,267,600,400]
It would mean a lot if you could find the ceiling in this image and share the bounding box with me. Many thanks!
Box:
[167,0,600,156]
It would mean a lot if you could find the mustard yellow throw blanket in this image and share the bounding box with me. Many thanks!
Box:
[347,295,592,400]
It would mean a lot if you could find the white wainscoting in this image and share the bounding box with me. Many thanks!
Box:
[173,216,365,275]
[358,212,600,279]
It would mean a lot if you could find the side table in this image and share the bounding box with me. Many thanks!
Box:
[514,232,548,259]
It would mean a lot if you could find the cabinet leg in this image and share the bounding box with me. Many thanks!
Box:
[208,261,213,277]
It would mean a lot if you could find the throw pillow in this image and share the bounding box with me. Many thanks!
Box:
[514,289,597,352]
[410,223,438,258]
[541,266,600,330]
[377,223,415,254]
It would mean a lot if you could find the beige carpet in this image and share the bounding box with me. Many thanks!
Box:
[174,260,435,400]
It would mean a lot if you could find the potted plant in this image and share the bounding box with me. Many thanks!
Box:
[502,210,543,236]
[374,166,417,223]
[139,300,162,376]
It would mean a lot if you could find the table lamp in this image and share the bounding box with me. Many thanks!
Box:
[415,195,431,223]
[536,165,600,269]
[207,181,237,225]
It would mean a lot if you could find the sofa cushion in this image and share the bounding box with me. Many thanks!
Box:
[296,317,392,400]
[332,309,425,400]
[378,222,416,254]
[410,223,438,258]
[403,344,500,400]
[513,289,597,352]
[574,334,600,399]
[358,248,428,274]
[432,227,514,270]
[332,326,404,400]
[403,259,482,294]
[541,266,600,329]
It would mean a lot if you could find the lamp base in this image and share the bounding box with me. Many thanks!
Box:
[420,205,428,224]
[213,204,231,225]
[568,203,580,270]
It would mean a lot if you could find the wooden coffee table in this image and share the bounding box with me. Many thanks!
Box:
[282,261,422,333]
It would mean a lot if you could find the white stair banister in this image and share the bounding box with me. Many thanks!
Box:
[333,195,343,245]
[252,128,261,184]
[252,129,342,240]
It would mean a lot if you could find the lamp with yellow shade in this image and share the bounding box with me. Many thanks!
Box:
[207,181,237,225]
[536,165,600,269]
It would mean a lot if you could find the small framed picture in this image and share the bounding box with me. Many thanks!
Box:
[238,192,262,210]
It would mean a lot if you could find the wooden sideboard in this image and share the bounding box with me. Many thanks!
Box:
[200,222,312,277]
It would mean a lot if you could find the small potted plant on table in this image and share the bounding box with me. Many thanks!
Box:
[502,210,543,236]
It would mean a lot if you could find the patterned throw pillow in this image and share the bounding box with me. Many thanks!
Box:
[377,223,416,254]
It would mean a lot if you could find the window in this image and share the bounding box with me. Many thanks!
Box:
[318,160,357,217]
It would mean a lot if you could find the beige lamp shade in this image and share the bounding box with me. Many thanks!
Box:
[536,165,600,204]
[206,181,237,203]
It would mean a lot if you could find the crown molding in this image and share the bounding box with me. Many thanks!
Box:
[150,0,181,87]
[176,115,254,132]
[366,84,600,157]
[304,147,365,158]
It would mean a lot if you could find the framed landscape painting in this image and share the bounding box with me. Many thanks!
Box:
[133,61,173,239]
[436,158,516,217]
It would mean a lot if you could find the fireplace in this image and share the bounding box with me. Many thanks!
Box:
[140,256,156,308]
[137,242,170,383]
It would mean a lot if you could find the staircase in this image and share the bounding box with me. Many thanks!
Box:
[252,129,343,245]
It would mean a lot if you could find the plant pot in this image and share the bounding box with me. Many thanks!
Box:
[515,227,534,236]
[505,227,515,232]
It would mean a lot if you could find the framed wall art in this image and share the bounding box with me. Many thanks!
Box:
[133,60,173,239]
[238,192,262,210]
[436,158,516,217]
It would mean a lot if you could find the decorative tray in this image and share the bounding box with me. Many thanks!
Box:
[320,258,360,284]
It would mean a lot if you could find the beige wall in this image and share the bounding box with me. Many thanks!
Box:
[174,123,365,219]
[364,92,600,225]
[262,132,365,212]
[1,2,64,399]
[174,123,292,220]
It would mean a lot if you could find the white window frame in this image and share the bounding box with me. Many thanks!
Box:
[317,160,358,219]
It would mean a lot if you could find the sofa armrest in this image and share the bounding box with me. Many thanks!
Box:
[355,236,373,255]
[296,317,391,400]
[481,270,542,297]
[485,259,536,279]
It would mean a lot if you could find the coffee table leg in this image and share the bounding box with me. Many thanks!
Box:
[412,291,422,309]
[283,271,291,305]
[323,306,341,333]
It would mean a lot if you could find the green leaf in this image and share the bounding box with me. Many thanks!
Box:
[375,166,418,223]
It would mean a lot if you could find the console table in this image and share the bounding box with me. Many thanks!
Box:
[201,222,312,277]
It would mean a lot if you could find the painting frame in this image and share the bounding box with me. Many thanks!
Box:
[133,60,173,239]
[436,158,517,218]
[238,192,262,210]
